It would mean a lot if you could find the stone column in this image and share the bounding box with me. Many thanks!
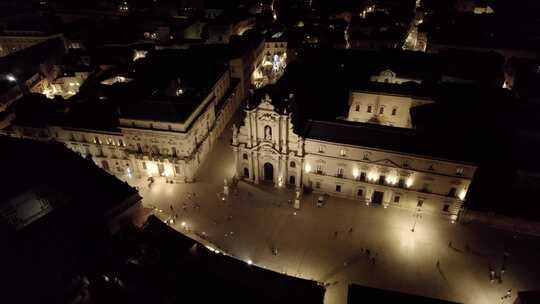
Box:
[283,114,289,154]
[233,148,240,178]
[297,157,304,189]
[254,151,260,184]
[252,111,258,146]
[247,110,253,148]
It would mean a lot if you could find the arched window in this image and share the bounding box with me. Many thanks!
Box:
[264,125,272,140]
[290,161,296,168]
[392,108,397,116]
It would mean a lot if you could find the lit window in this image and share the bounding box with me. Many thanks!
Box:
[337,167,344,177]
[318,146,325,153]
[316,165,324,174]
[340,149,346,156]
[456,168,464,175]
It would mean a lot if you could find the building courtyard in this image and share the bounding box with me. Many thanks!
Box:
[127,113,540,304]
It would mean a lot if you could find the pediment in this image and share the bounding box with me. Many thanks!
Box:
[372,158,401,168]
[258,94,275,111]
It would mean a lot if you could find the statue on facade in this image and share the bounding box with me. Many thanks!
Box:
[232,124,238,145]
[264,126,272,140]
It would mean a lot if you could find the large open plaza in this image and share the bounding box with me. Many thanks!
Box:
[128,113,540,304]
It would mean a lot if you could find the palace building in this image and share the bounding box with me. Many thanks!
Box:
[11,48,247,183]
[232,82,478,220]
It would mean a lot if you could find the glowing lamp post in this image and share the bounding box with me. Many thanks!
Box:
[6,74,16,82]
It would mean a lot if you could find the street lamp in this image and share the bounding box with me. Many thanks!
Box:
[6,74,16,82]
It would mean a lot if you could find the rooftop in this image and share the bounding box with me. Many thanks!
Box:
[302,119,476,163]
[0,136,138,232]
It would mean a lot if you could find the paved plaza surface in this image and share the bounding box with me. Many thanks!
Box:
[127,113,540,304]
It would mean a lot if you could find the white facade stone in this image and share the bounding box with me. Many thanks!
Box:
[232,93,477,220]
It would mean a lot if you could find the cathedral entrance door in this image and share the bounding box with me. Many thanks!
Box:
[263,163,274,182]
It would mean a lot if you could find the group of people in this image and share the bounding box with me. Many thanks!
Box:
[334,227,354,238]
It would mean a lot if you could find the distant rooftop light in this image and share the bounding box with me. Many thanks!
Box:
[101,76,133,85]
[6,74,16,82]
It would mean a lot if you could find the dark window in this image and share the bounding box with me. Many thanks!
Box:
[392,108,397,115]
[243,153,248,160]
[379,107,384,114]
[357,188,363,196]
[367,105,372,113]
[394,195,400,203]
[443,204,450,212]
[448,187,456,197]
[315,181,321,188]
[360,172,366,181]
[398,178,405,188]
[137,143,142,153]
[243,168,249,177]
[378,175,386,185]
[417,200,424,207]
[336,185,342,192]
[101,160,109,170]
[142,162,147,170]
[290,161,296,168]
[172,147,177,157]
[355,104,360,111]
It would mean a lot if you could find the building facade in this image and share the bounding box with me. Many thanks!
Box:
[232,93,477,220]
[12,67,243,183]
